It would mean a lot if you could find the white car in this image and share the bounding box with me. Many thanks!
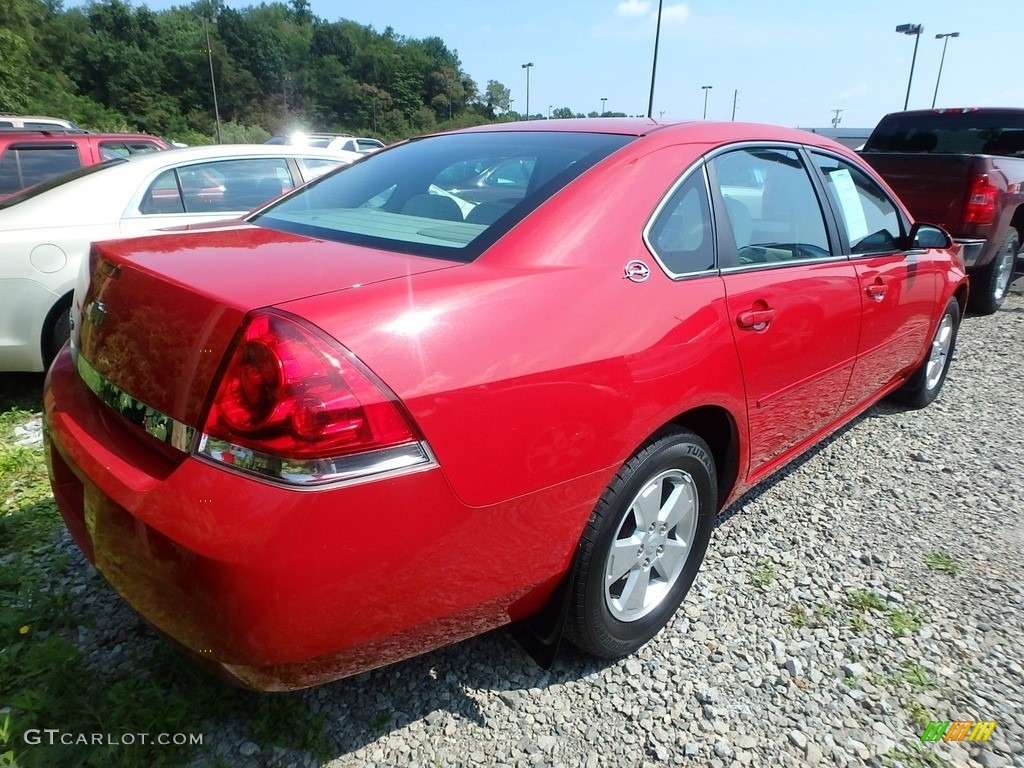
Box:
[326,136,386,154]
[0,143,361,372]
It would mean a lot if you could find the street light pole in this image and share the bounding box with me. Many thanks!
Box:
[203,16,222,144]
[932,32,960,108]
[647,0,663,118]
[521,62,533,121]
[896,23,924,111]
[701,85,712,119]
[601,97,607,116]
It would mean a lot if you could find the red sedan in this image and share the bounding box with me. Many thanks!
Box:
[44,119,968,690]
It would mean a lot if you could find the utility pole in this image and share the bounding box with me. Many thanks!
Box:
[831,109,843,128]
[647,0,663,118]
[203,16,222,144]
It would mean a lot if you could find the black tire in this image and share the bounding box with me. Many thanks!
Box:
[968,229,1018,315]
[44,301,72,368]
[892,297,960,409]
[564,428,716,659]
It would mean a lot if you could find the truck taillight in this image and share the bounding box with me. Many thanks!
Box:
[962,174,998,226]
[198,310,432,485]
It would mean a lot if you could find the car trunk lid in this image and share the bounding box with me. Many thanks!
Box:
[75,224,458,429]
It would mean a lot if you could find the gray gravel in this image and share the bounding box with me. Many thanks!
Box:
[42,292,1024,767]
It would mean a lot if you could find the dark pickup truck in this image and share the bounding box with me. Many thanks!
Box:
[859,108,1024,313]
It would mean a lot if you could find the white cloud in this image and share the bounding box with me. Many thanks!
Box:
[616,0,651,18]
[661,4,690,25]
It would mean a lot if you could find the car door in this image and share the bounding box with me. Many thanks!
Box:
[808,152,938,411]
[710,146,861,479]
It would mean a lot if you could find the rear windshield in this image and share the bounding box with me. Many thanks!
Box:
[864,111,1024,156]
[252,131,634,262]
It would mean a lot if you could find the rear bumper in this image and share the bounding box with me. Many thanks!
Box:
[43,347,589,690]
[954,238,986,268]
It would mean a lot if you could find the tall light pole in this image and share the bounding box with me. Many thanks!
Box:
[647,0,663,118]
[601,97,607,116]
[896,23,924,110]
[521,62,533,121]
[701,85,712,119]
[203,16,222,144]
[932,32,960,108]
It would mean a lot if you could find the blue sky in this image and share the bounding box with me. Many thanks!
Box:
[70,0,1023,129]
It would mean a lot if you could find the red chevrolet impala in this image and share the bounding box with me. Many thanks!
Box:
[44,119,968,690]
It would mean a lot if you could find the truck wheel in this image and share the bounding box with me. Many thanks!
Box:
[892,297,960,409]
[968,230,1018,315]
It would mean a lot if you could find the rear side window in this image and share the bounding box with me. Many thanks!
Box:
[140,158,295,215]
[646,169,715,275]
[0,145,81,195]
[712,148,832,264]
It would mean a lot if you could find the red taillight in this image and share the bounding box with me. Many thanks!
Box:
[962,174,998,226]
[202,311,418,461]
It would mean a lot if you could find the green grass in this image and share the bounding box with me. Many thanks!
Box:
[751,559,775,589]
[881,744,954,768]
[924,550,965,577]
[890,662,936,692]
[0,393,331,768]
[846,589,888,612]
[887,609,923,638]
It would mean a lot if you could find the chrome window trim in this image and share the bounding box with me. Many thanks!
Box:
[642,163,720,280]
[718,252,846,274]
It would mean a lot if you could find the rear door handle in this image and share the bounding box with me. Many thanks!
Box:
[736,308,776,329]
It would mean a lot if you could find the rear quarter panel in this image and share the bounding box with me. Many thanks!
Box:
[278,140,749,509]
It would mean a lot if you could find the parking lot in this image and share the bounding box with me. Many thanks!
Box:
[0,289,1019,767]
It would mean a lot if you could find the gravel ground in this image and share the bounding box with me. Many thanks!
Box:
[38,292,1024,767]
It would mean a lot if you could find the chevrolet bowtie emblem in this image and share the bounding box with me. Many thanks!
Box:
[86,301,107,326]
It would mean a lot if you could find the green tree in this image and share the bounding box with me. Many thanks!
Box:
[484,79,511,117]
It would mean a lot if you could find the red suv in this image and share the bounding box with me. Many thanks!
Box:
[0,130,171,199]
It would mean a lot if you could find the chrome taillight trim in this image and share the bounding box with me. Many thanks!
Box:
[75,352,195,451]
[75,351,437,487]
[195,435,436,488]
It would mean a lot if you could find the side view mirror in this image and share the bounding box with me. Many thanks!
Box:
[908,222,952,249]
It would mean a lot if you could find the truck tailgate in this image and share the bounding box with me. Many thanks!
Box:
[858,152,975,232]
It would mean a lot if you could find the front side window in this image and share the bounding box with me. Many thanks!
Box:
[646,169,715,275]
[712,148,831,264]
[253,131,634,262]
[811,153,903,254]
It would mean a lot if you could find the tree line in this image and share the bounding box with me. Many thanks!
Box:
[1,0,609,144]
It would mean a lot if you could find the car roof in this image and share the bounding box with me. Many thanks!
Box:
[444,118,852,152]
[0,130,165,142]
[118,143,363,168]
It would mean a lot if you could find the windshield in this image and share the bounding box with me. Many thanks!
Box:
[0,157,127,210]
[864,111,1024,155]
[251,131,634,262]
